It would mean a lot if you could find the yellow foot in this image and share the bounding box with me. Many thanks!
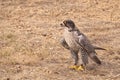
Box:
[69,65,84,71]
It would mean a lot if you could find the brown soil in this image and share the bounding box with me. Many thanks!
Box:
[0,0,120,80]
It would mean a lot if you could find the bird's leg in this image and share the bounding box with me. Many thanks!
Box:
[77,49,88,71]
[70,50,79,65]
[76,64,85,71]
[69,50,78,69]
[81,50,88,64]
[60,38,70,50]
[69,65,84,71]
[69,50,84,71]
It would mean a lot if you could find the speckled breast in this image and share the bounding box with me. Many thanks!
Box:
[64,29,79,51]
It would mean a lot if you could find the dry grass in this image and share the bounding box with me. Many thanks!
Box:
[0,0,120,80]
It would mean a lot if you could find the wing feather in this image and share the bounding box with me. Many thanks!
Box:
[75,34,101,64]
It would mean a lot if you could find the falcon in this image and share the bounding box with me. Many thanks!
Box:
[60,19,105,71]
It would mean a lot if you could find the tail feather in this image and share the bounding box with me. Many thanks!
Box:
[89,53,101,65]
[93,46,106,50]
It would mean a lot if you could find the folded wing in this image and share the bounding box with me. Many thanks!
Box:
[75,34,101,64]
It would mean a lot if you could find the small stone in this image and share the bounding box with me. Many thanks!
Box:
[41,33,47,36]
[6,77,10,80]
[54,71,59,74]
[99,73,105,76]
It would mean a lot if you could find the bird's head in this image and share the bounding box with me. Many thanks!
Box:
[60,19,75,32]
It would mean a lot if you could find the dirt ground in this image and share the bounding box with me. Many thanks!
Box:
[0,0,120,80]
